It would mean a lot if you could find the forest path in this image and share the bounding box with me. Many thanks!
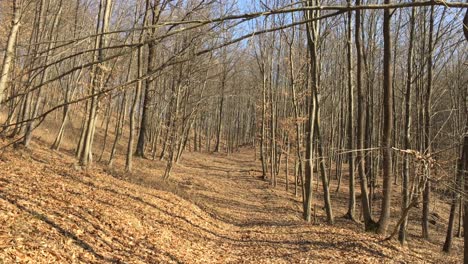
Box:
[0,143,448,263]
[141,150,418,263]
[176,150,301,227]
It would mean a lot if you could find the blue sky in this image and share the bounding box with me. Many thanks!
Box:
[237,0,251,12]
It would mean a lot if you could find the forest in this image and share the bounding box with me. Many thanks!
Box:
[0,0,467,263]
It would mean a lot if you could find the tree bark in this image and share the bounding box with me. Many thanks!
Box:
[355,0,375,231]
[303,0,319,223]
[135,0,160,158]
[345,0,356,220]
[378,0,394,235]
[0,0,22,103]
[422,4,434,240]
[399,5,415,244]
[78,0,113,167]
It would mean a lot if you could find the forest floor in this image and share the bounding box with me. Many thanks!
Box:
[0,120,464,263]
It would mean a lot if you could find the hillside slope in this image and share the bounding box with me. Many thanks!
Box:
[0,141,463,263]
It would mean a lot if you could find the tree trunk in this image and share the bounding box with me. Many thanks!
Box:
[345,0,356,220]
[355,0,375,231]
[314,105,334,224]
[260,67,268,180]
[399,5,415,244]
[303,0,319,223]
[78,0,113,167]
[443,157,463,252]
[0,0,22,103]
[422,4,434,240]
[135,0,159,158]
[214,83,224,152]
[378,0,394,235]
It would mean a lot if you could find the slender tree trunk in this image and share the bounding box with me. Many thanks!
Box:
[135,0,159,158]
[98,97,112,161]
[399,5,415,244]
[422,4,434,240]
[289,37,304,199]
[464,124,468,264]
[0,0,22,103]
[443,158,463,252]
[378,0,394,235]
[286,137,290,191]
[345,0,356,220]
[260,68,268,180]
[315,106,334,224]
[79,0,113,167]
[457,194,463,237]
[303,0,319,222]
[108,93,127,168]
[126,53,142,171]
[355,0,375,230]
[126,1,149,171]
[214,82,225,152]
[24,1,63,147]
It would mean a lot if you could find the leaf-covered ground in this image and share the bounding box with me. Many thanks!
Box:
[0,140,463,263]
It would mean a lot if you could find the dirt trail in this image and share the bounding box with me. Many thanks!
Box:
[177,152,300,226]
[0,143,462,263]
[137,151,440,263]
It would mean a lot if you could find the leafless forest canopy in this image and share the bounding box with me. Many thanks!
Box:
[0,0,467,261]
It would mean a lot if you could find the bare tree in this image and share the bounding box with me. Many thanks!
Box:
[0,0,22,103]
[399,4,416,244]
[378,0,394,235]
